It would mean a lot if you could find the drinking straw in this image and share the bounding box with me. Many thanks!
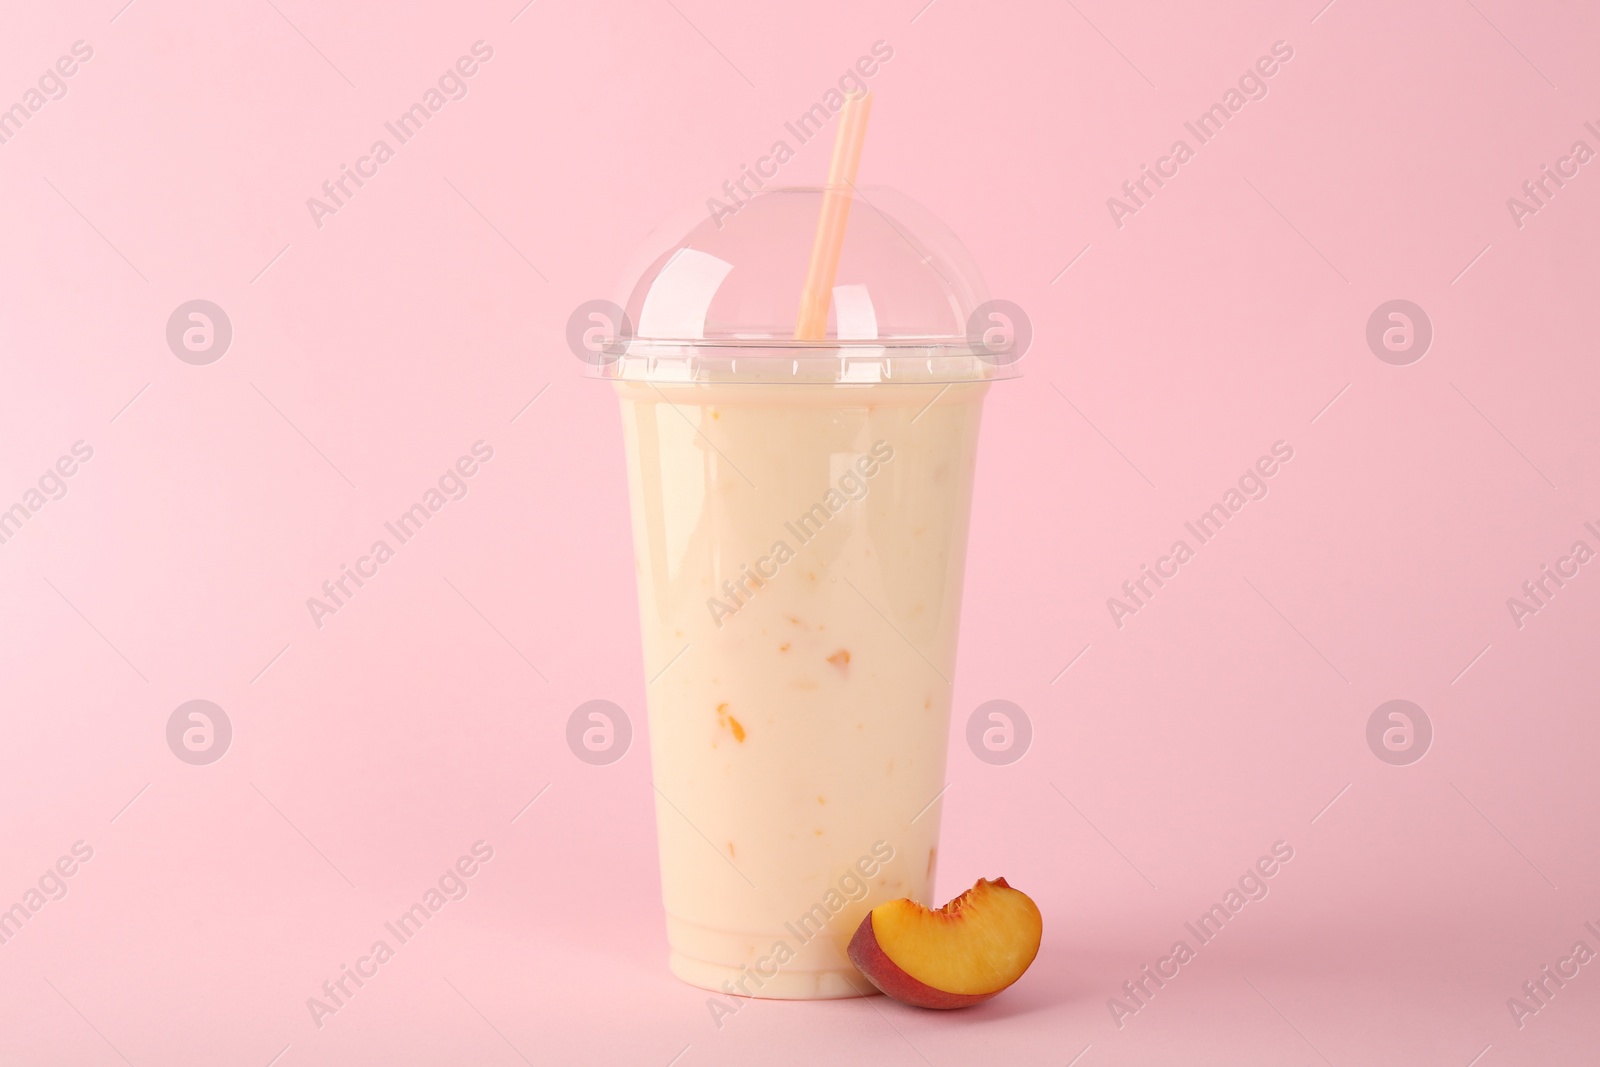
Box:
[794,91,873,340]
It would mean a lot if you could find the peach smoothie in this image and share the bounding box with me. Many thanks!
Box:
[616,376,988,998]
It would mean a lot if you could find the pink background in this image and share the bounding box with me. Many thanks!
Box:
[3,0,1598,1063]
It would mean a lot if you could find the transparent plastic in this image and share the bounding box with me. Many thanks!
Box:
[592,186,1017,384]
[606,186,1008,998]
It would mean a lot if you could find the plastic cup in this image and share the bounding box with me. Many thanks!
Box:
[593,187,1017,999]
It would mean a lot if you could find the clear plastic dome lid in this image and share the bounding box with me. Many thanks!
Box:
[588,186,1025,383]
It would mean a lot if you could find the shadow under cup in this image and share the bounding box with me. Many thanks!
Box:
[615,375,991,999]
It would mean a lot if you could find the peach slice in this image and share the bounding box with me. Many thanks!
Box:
[846,877,1042,1008]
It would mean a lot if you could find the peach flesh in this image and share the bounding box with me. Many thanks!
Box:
[846,877,1042,1009]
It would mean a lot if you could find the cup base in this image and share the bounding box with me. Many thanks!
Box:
[669,951,878,1000]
